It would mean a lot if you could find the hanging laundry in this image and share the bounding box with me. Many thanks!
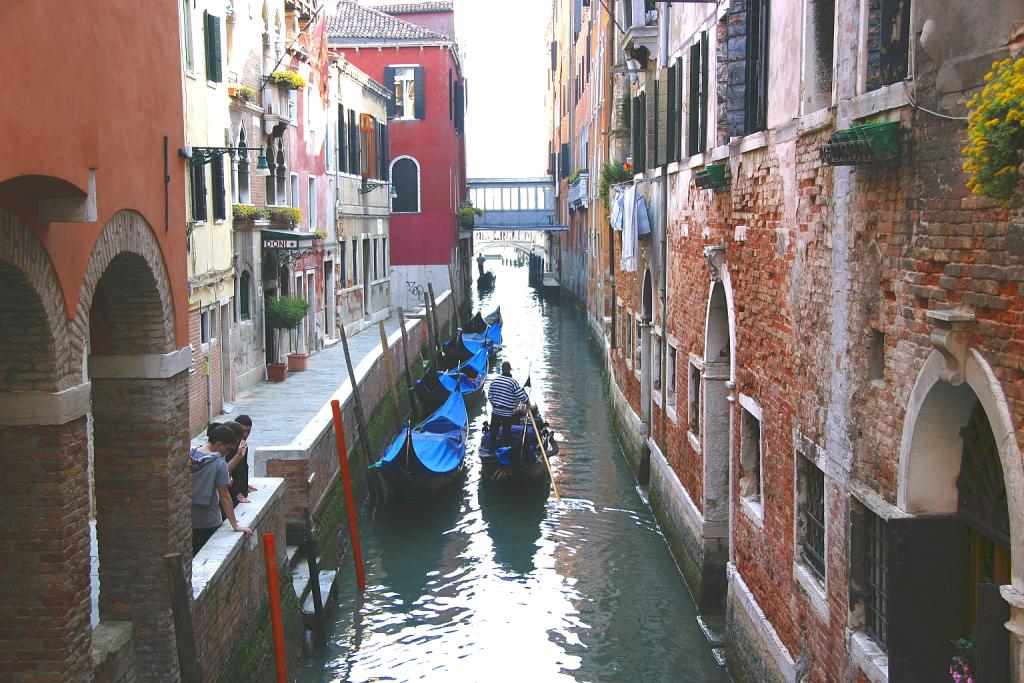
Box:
[635,193,652,237]
[610,185,625,231]
[621,184,638,272]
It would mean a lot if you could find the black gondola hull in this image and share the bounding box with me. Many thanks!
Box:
[375,462,466,501]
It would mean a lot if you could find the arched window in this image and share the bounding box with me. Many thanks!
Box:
[235,125,251,204]
[390,156,420,213]
[239,270,252,321]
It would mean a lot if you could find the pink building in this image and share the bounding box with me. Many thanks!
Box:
[329,1,469,310]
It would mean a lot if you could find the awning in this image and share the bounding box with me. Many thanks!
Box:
[261,229,316,250]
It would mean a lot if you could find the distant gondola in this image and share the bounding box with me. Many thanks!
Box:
[371,391,468,500]
[479,408,558,491]
[477,270,496,289]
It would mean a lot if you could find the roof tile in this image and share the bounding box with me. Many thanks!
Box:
[327,1,449,42]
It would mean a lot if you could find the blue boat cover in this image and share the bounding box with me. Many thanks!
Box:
[376,428,466,475]
[485,322,503,345]
[484,307,502,325]
[438,370,483,394]
[417,390,468,434]
[461,333,490,354]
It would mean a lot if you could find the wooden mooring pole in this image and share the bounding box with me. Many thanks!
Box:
[338,323,372,467]
[447,264,462,329]
[164,553,202,683]
[396,308,416,417]
[330,399,367,591]
[262,533,289,683]
[378,321,403,430]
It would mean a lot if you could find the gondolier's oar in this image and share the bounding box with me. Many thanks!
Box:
[526,407,560,503]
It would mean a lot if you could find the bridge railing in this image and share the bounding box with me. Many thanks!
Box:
[468,177,555,229]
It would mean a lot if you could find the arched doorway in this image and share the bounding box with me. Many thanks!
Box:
[892,350,1023,679]
[701,278,732,611]
[0,210,91,679]
[77,210,187,678]
[640,269,654,429]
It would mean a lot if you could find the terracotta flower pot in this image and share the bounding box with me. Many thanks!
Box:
[266,362,288,382]
[287,353,309,372]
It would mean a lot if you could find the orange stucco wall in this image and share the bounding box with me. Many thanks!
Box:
[0,0,189,345]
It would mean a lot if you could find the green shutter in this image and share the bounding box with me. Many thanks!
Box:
[211,154,226,220]
[210,14,222,82]
[203,11,212,79]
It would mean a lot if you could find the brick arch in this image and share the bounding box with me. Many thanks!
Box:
[0,208,71,391]
[73,209,175,372]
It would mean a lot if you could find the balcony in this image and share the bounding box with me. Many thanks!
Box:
[262,82,295,135]
[568,170,589,211]
[620,1,658,65]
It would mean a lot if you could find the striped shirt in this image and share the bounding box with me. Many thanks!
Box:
[488,374,528,416]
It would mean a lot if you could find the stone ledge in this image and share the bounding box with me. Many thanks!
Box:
[727,562,797,682]
[0,382,90,425]
[89,346,193,379]
[848,629,889,683]
[91,620,132,667]
[192,477,285,601]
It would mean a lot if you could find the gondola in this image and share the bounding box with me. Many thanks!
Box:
[439,332,477,371]
[461,311,503,351]
[477,270,496,289]
[370,390,468,500]
[483,306,502,326]
[438,347,488,396]
[478,408,559,491]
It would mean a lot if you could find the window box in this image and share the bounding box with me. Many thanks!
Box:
[568,169,589,210]
[694,163,729,190]
[821,121,901,167]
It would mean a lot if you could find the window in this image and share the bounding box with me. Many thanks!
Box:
[200,307,216,344]
[377,121,389,180]
[390,157,420,213]
[625,312,633,362]
[744,0,770,134]
[359,114,377,177]
[798,455,826,581]
[182,0,194,72]
[288,88,297,121]
[634,319,642,370]
[866,0,911,91]
[339,240,347,283]
[290,173,299,210]
[687,32,709,155]
[372,238,379,280]
[631,91,646,172]
[307,176,316,228]
[235,127,251,204]
[852,502,889,649]
[651,335,661,392]
[868,329,885,381]
[739,402,762,505]
[211,153,226,221]
[191,164,208,222]
[688,362,701,435]
[337,104,348,173]
[351,237,358,282]
[203,11,223,83]
[239,271,252,321]
[666,345,677,407]
[347,110,359,172]
[392,67,417,119]
[305,86,313,128]
[265,141,286,206]
[381,237,388,273]
[802,0,835,113]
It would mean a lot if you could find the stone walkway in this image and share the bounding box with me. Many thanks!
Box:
[192,316,404,449]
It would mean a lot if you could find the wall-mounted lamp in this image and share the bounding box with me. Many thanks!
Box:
[359,174,396,199]
[180,145,269,173]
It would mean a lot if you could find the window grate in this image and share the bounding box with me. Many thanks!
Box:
[864,511,888,647]
[802,461,826,580]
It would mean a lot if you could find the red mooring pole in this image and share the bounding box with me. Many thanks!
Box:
[331,399,366,591]
[262,533,288,683]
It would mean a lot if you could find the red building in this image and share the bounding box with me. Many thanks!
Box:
[0,1,192,679]
[328,1,469,310]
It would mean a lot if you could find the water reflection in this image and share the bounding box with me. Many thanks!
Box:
[300,262,730,682]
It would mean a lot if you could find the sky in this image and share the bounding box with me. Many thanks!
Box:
[356,0,552,178]
[454,0,552,178]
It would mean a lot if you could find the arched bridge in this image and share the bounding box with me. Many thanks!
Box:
[468,177,566,263]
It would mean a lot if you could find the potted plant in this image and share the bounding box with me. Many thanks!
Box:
[598,161,632,208]
[269,69,306,90]
[962,56,1024,206]
[269,206,302,226]
[312,227,327,249]
[458,201,483,228]
[233,204,270,222]
[264,295,309,381]
[229,83,258,104]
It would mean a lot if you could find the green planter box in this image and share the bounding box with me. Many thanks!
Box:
[694,163,729,190]
[821,121,901,166]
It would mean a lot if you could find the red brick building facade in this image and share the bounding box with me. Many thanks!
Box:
[552,1,1024,680]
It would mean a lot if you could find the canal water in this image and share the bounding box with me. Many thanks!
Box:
[300,261,730,682]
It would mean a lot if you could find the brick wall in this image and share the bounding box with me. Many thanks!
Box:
[192,479,289,683]
[189,307,226,435]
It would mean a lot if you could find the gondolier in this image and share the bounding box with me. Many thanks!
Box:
[488,361,531,445]
[477,253,486,277]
